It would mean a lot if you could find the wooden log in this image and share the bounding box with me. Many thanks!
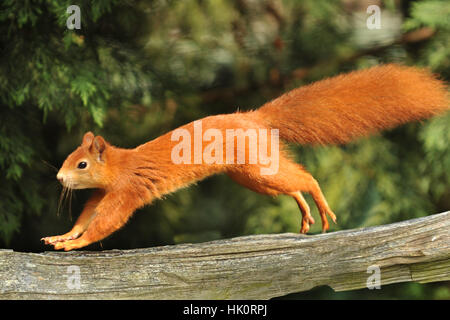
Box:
[0,211,448,299]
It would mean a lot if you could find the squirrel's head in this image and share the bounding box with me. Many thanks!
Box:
[57,132,111,189]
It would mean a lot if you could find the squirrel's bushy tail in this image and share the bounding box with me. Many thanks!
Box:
[257,64,449,145]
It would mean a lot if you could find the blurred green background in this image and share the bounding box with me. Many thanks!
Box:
[0,0,449,299]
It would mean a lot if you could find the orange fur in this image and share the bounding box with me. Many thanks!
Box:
[41,64,449,251]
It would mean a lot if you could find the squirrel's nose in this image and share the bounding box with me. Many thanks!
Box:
[56,172,64,184]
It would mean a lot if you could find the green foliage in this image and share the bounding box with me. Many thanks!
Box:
[404,0,450,31]
[404,0,450,71]
[0,0,153,244]
[0,0,448,299]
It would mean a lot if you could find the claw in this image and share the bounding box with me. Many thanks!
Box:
[329,211,337,224]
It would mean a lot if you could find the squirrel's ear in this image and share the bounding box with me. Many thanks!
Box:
[82,132,95,146]
[91,136,106,161]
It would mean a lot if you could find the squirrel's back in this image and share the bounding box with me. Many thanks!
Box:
[257,64,449,145]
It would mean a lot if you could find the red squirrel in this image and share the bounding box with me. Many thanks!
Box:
[42,64,448,251]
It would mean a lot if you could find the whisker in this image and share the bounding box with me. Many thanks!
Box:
[57,185,70,217]
[68,187,73,222]
[57,186,65,217]
[41,160,58,172]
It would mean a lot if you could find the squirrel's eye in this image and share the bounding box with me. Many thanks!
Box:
[77,161,87,169]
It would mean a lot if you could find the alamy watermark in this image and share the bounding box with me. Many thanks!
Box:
[367,5,381,30]
[366,265,381,289]
[66,265,81,289]
[66,5,81,30]
[170,120,280,175]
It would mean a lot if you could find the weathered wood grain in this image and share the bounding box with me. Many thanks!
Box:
[0,211,448,299]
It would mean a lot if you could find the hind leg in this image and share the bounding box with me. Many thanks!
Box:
[290,191,315,233]
[288,169,337,232]
[227,157,336,233]
[308,181,337,232]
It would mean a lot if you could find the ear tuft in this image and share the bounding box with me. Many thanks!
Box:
[93,136,106,159]
[82,132,95,146]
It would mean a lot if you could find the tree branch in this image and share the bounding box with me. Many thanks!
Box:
[0,211,448,299]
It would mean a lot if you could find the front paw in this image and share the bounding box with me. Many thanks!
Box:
[41,231,81,245]
[53,238,90,251]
